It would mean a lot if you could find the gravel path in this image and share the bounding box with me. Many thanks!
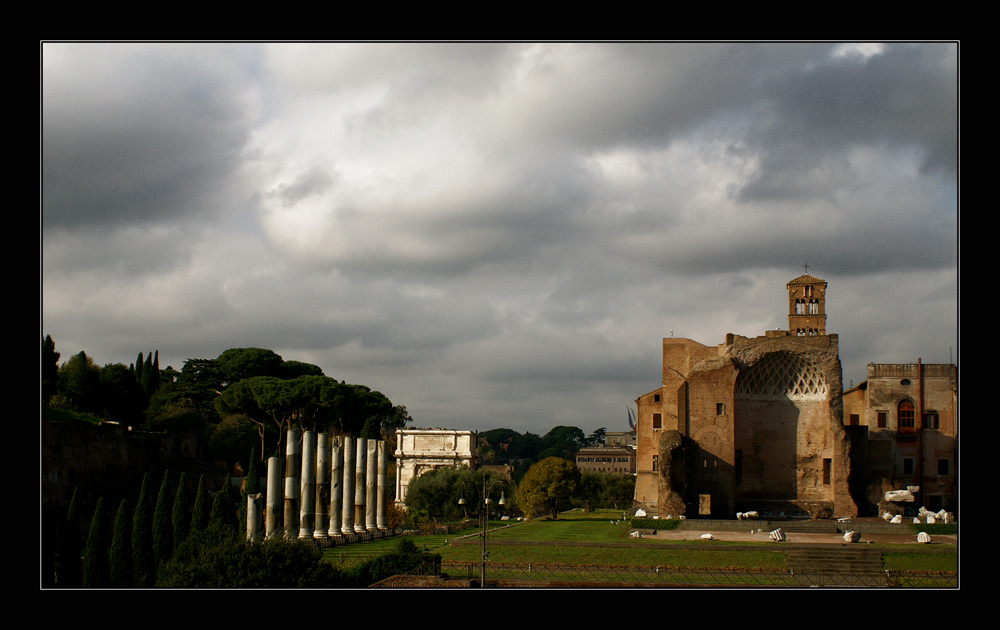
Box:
[643,529,956,545]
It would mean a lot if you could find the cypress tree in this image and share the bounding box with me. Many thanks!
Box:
[150,350,160,395]
[191,474,210,534]
[239,449,260,538]
[135,353,144,385]
[59,487,83,587]
[152,471,173,566]
[82,498,109,587]
[172,472,190,549]
[109,499,132,588]
[132,474,155,587]
[246,449,261,496]
[210,474,237,534]
[141,352,153,397]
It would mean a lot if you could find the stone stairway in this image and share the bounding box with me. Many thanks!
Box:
[783,545,885,586]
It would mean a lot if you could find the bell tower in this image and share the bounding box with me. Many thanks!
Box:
[787,264,827,336]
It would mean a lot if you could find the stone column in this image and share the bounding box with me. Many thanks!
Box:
[354,437,367,533]
[366,439,378,531]
[315,433,330,538]
[341,436,355,535]
[377,440,387,530]
[394,429,404,507]
[266,456,281,539]
[247,493,263,542]
[329,436,343,537]
[299,430,316,539]
[284,429,300,538]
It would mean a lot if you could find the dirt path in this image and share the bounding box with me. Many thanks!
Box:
[642,528,956,546]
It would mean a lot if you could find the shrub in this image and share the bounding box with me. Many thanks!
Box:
[339,538,440,587]
[157,525,339,588]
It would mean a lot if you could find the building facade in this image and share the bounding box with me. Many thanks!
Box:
[842,362,958,514]
[634,273,855,518]
[606,431,637,448]
[575,445,636,475]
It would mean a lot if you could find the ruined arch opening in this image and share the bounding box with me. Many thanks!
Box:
[734,351,832,509]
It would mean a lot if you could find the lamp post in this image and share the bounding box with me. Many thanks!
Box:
[459,475,507,587]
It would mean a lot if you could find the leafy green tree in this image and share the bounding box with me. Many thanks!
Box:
[279,360,325,379]
[144,398,207,432]
[42,335,60,405]
[216,347,285,385]
[515,457,581,520]
[577,471,607,512]
[57,351,102,415]
[384,404,413,431]
[323,381,394,436]
[209,414,258,465]
[403,467,472,523]
[99,362,146,426]
[109,499,132,587]
[132,475,155,587]
[172,472,190,550]
[603,474,636,510]
[153,357,225,426]
[83,498,110,587]
[404,468,511,523]
[190,475,210,534]
[360,416,381,440]
[509,431,544,461]
[541,426,587,460]
[586,427,607,446]
[153,472,174,566]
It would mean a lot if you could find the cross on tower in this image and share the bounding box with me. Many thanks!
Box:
[803,262,810,275]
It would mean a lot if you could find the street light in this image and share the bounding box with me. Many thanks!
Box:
[459,475,508,587]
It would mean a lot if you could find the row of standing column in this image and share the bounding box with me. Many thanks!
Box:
[251,430,388,541]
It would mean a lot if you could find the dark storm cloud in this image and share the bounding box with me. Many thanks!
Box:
[42,43,260,231]
[738,43,957,201]
[42,42,958,434]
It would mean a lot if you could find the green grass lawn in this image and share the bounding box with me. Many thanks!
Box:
[437,510,786,569]
[328,509,956,575]
[882,551,958,572]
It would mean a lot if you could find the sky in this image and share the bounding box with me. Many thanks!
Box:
[41,42,959,435]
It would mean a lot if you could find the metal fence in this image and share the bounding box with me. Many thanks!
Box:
[440,561,957,588]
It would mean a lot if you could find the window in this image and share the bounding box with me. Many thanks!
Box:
[652,455,658,472]
[902,457,914,475]
[652,413,662,429]
[899,400,915,431]
[716,402,725,416]
[849,414,859,426]
[924,412,940,430]
[877,412,887,428]
[823,458,832,484]
[938,459,950,476]
[654,394,660,402]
